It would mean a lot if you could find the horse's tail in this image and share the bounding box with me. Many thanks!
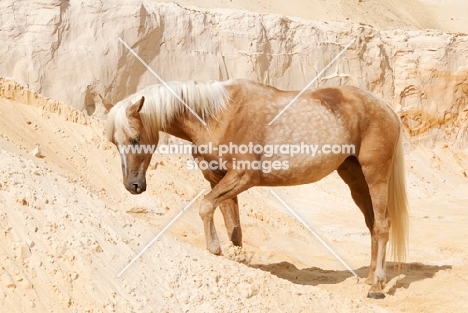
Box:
[387,131,409,267]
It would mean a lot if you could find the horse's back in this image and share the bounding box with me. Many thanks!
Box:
[225,80,398,129]
[222,80,400,152]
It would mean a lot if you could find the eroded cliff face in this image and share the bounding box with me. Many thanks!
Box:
[1,0,467,146]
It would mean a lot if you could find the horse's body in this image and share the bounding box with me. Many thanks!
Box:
[106,79,409,299]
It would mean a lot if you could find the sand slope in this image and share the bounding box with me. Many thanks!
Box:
[0,80,392,312]
[1,74,467,312]
[1,0,468,311]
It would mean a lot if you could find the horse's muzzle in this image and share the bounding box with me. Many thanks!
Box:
[125,179,147,194]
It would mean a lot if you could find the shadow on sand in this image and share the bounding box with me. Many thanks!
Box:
[249,261,451,292]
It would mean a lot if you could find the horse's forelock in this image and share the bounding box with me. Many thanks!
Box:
[107,101,134,143]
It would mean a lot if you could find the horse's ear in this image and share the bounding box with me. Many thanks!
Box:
[127,96,145,116]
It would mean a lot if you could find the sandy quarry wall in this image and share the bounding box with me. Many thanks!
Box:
[1,0,467,146]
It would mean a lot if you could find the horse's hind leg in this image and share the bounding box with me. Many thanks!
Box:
[359,155,394,299]
[337,156,374,231]
[337,156,377,284]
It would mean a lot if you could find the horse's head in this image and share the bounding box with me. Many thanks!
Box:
[107,96,158,194]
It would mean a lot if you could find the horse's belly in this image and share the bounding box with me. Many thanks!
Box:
[258,153,349,186]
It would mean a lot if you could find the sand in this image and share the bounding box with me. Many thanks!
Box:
[1,0,468,311]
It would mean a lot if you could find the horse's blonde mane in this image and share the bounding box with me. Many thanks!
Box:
[107,80,230,143]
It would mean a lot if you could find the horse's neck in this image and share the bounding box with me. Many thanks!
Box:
[163,114,209,143]
[160,84,237,143]
[163,123,193,142]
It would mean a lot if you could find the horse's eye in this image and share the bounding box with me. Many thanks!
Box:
[130,136,140,144]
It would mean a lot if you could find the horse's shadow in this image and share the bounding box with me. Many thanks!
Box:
[249,261,451,292]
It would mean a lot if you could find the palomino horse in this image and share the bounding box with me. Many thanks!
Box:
[106,79,409,298]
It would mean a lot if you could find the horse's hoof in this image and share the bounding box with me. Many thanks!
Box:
[231,227,242,246]
[208,245,221,255]
[367,292,386,299]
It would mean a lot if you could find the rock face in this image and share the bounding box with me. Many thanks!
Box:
[1,0,467,146]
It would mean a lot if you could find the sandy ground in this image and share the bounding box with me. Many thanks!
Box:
[1,75,468,312]
[0,82,392,312]
[1,0,468,311]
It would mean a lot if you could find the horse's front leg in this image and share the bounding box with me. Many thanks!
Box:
[219,197,242,246]
[201,170,258,254]
[209,182,242,247]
